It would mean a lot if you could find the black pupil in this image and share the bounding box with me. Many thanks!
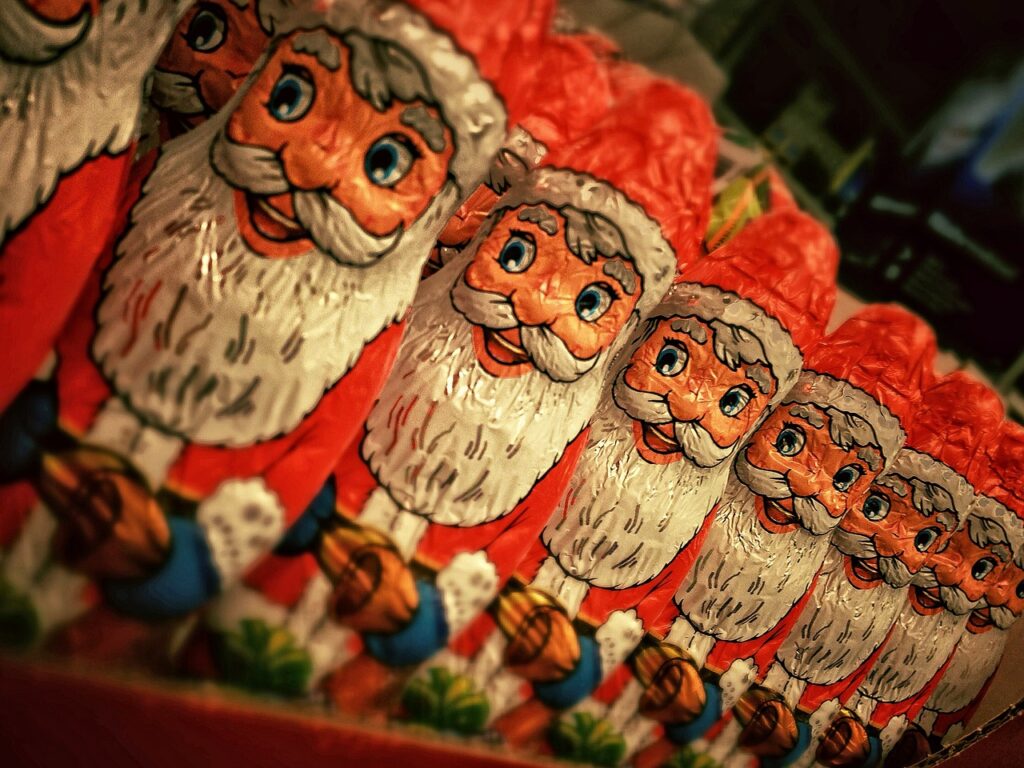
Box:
[1016,581,1024,599]
[190,13,217,46]
[866,498,880,514]
[658,350,676,370]
[504,242,524,264]
[779,431,794,451]
[273,81,300,112]
[724,392,738,407]
[579,291,598,312]
[369,144,396,174]
[973,560,991,579]
[838,470,852,485]
[915,530,932,548]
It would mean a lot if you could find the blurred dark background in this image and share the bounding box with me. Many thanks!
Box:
[563,0,1024,421]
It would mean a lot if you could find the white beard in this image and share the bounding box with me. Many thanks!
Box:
[542,398,727,590]
[774,547,907,687]
[93,118,418,446]
[859,603,967,705]
[361,269,610,526]
[924,625,1008,715]
[0,0,186,242]
[674,477,831,643]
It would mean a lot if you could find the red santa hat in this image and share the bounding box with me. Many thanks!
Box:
[641,208,838,408]
[977,420,1024,565]
[403,0,556,85]
[440,31,620,248]
[885,372,1007,532]
[795,305,938,471]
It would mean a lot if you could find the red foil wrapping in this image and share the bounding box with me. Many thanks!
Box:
[0,0,193,412]
[0,0,505,658]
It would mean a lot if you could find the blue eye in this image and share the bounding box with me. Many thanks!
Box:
[267,66,315,122]
[775,425,805,457]
[365,133,417,188]
[185,5,227,52]
[575,283,615,323]
[655,342,687,377]
[862,491,890,521]
[833,464,863,493]
[972,557,996,581]
[497,233,535,273]
[915,527,941,553]
[720,385,753,418]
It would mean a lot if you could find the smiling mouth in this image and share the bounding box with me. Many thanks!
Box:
[763,498,799,527]
[640,422,680,455]
[482,327,530,366]
[910,584,944,615]
[968,607,994,632]
[851,556,882,583]
[246,192,308,242]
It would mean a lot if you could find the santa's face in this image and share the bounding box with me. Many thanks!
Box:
[741,404,882,537]
[968,560,1024,633]
[460,205,641,381]
[153,0,268,134]
[910,527,1004,617]
[222,30,454,260]
[835,475,951,590]
[619,317,776,466]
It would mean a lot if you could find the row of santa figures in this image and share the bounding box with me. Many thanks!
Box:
[0,1,1022,768]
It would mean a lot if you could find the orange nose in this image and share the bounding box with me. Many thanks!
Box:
[927,547,961,574]
[279,133,345,192]
[874,532,902,559]
[509,284,561,329]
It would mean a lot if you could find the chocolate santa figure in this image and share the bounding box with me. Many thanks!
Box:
[455,207,837,751]
[148,0,271,141]
[617,305,936,765]
[0,0,505,648]
[722,372,1000,768]
[185,15,657,699]
[834,385,1012,767]
[0,0,193,413]
[247,76,716,717]
[895,421,1024,760]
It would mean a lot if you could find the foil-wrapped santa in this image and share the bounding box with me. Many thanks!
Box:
[835,378,1010,767]
[618,305,937,766]
[283,75,717,719]
[913,422,1024,751]
[469,206,837,759]
[723,372,998,768]
[0,0,505,648]
[0,0,192,412]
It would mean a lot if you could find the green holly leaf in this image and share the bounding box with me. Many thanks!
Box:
[401,666,489,736]
[549,712,626,767]
[0,577,39,649]
[665,746,722,768]
[215,619,312,697]
[706,173,766,251]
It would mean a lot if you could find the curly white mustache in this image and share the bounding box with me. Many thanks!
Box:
[610,367,736,468]
[989,604,1018,630]
[450,275,601,383]
[0,0,89,62]
[734,448,836,535]
[151,69,207,116]
[831,528,915,587]
[210,131,403,265]
[915,565,980,615]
